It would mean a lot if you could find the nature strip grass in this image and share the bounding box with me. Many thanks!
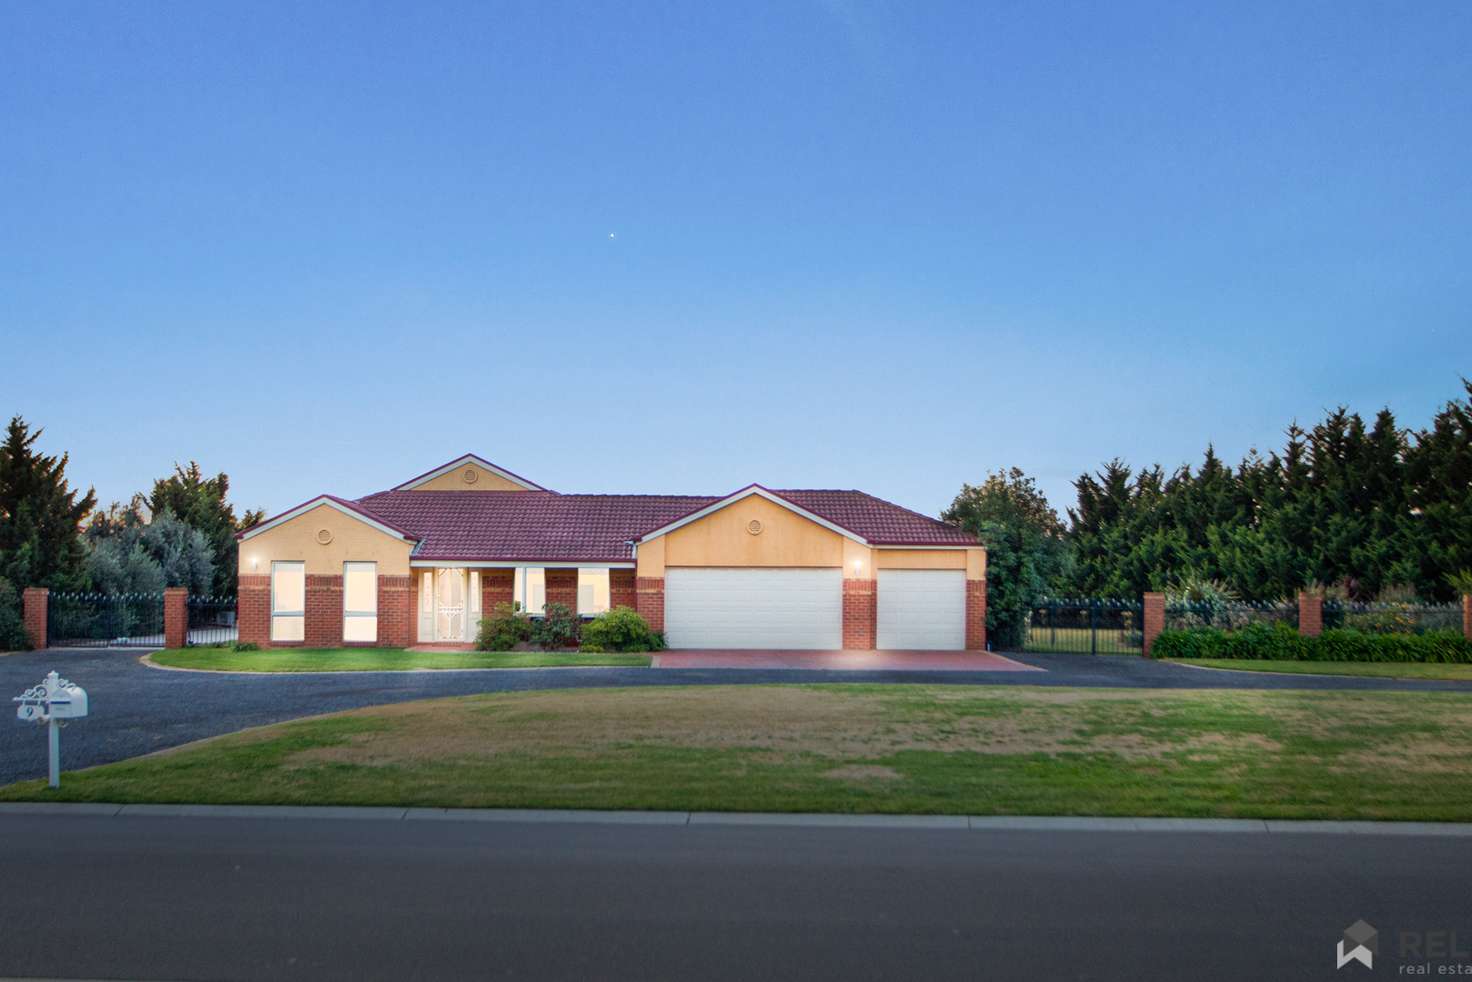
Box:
[6,684,1472,821]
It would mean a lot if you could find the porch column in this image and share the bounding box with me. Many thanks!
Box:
[22,587,47,650]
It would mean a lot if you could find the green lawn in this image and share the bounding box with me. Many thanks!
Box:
[149,648,651,672]
[8,684,1472,820]
[1168,658,1472,681]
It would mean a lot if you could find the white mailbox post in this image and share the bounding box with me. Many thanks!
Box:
[14,671,88,789]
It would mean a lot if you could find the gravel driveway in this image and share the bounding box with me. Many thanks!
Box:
[2,647,1470,784]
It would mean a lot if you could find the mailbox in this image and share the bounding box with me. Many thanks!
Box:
[13,671,88,788]
[48,684,87,719]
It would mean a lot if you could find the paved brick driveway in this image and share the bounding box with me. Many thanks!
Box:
[3,647,1471,785]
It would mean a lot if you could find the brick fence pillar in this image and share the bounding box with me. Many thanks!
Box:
[1298,591,1323,637]
[1463,595,1471,641]
[1142,592,1165,657]
[842,578,876,650]
[965,578,987,651]
[164,587,189,649]
[636,577,665,634]
[21,587,47,650]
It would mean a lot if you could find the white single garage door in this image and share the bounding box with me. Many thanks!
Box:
[665,568,842,649]
[877,569,966,650]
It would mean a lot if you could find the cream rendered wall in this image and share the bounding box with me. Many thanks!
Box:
[636,536,666,578]
[237,504,413,576]
[411,463,528,492]
[662,496,845,568]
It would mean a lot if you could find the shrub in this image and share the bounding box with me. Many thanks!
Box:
[1151,625,1472,663]
[477,602,533,651]
[0,577,29,651]
[231,641,260,652]
[579,606,664,653]
[531,603,581,649]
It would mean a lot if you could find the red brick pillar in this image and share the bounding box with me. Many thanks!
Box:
[544,569,578,612]
[1463,595,1471,641]
[238,575,270,647]
[636,577,665,634]
[1298,591,1323,637]
[965,578,987,651]
[378,575,414,647]
[610,569,636,611]
[842,579,876,649]
[164,587,189,649]
[21,587,47,650]
[305,574,343,647]
[482,569,514,613]
[1142,592,1165,658]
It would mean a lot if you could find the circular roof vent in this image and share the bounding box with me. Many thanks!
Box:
[316,528,334,545]
[462,468,479,485]
[746,519,763,536]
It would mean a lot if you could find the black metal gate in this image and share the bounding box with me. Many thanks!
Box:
[1022,598,1144,655]
[187,595,238,646]
[47,592,165,648]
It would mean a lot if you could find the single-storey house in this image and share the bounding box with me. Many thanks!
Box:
[235,454,986,651]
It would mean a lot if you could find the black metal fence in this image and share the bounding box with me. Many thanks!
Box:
[1324,601,1462,634]
[1022,599,1144,655]
[187,595,238,646]
[1166,600,1298,633]
[47,592,165,648]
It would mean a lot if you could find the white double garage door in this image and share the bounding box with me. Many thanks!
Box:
[664,567,965,650]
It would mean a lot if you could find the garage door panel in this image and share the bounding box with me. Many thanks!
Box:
[665,568,842,649]
[877,569,965,650]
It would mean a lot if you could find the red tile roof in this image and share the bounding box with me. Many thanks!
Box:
[351,487,976,561]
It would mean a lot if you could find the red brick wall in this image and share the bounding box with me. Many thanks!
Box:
[21,587,47,650]
[610,569,636,611]
[1298,591,1323,637]
[378,574,414,647]
[482,569,514,612]
[1142,592,1165,658]
[545,569,577,611]
[636,577,665,633]
[164,587,188,649]
[238,575,270,647]
[305,574,343,647]
[843,578,876,650]
[965,578,987,651]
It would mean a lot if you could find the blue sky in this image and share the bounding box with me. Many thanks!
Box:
[3,1,1469,521]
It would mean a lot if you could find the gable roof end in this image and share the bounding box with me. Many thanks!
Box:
[633,484,870,544]
[392,454,548,492]
[236,495,420,543]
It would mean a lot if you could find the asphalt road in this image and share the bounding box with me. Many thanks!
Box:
[4,647,1472,784]
[0,812,1464,980]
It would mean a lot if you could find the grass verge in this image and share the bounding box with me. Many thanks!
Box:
[1167,658,1472,681]
[149,648,651,672]
[6,684,1472,820]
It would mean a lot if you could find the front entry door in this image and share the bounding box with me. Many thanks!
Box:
[435,568,466,641]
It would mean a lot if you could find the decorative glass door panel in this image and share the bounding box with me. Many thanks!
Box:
[435,568,466,641]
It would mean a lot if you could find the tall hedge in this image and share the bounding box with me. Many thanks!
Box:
[1151,623,1472,663]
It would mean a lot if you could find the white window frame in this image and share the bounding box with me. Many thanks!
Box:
[514,567,546,616]
[577,568,611,617]
[343,561,378,643]
[270,561,305,643]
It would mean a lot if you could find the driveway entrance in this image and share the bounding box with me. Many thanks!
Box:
[652,650,1041,671]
